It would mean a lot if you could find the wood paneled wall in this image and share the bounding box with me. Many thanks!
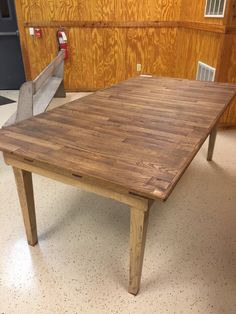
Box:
[217,34,236,124]
[227,0,236,25]
[181,0,218,24]
[22,27,179,91]
[180,0,233,25]
[16,0,236,126]
[20,0,182,22]
[176,29,224,79]
[19,0,181,90]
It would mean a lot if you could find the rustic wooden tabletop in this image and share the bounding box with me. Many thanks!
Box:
[0,76,236,201]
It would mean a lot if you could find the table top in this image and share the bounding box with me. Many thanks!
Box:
[0,76,236,200]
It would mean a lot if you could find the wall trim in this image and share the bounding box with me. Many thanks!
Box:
[24,20,236,34]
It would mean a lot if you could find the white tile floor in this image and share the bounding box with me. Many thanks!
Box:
[0,92,236,314]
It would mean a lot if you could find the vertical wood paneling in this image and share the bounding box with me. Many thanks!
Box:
[126,29,147,78]
[24,28,58,80]
[54,0,78,21]
[232,0,236,24]
[175,29,222,80]
[103,29,116,86]
[65,28,81,90]
[180,0,227,25]
[92,29,105,89]
[137,0,151,20]
[126,1,140,21]
[28,0,44,22]
[103,0,115,21]
[160,0,182,20]
[80,29,95,90]
[114,28,127,82]
[67,28,94,90]
[115,0,126,21]
[140,28,150,74]
[148,1,162,20]
[146,28,160,74]
[159,28,178,76]
[217,34,236,124]
[147,28,178,77]
[20,0,31,21]
[90,0,103,21]
[42,0,55,21]
[77,1,91,20]
[222,0,236,25]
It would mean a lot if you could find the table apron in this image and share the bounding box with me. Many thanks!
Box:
[3,153,152,212]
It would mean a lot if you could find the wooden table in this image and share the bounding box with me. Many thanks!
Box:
[0,76,236,295]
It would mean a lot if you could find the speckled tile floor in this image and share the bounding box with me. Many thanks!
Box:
[0,92,236,314]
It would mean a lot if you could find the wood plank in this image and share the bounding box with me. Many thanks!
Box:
[180,0,227,25]
[217,35,236,125]
[207,127,217,161]
[114,28,127,82]
[13,167,38,246]
[175,28,223,80]
[92,28,105,89]
[5,153,149,211]
[126,28,146,78]
[129,206,150,295]
[103,28,116,87]
[160,0,182,21]
[0,76,236,201]
[23,20,226,33]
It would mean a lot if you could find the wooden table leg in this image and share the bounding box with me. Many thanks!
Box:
[13,167,38,246]
[207,127,217,161]
[129,207,150,295]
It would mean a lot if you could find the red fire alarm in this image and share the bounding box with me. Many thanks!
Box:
[34,28,42,38]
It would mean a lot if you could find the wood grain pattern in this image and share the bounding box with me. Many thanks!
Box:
[114,28,127,82]
[13,167,38,246]
[180,0,227,25]
[129,207,150,295]
[20,0,182,22]
[6,155,149,211]
[5,152,151,295]
[176,29,223,79]
[231,0,236,24]
[15,0,236,125]
[103,28,116,86]
[24,20,236,34]
[217,34,236,125]
[161,0,182,21]
[23,25,178,89]
[23,27,58,80]
[92,28,104,89]
[223,0,235,25]
[126,29,144,78]
[0,76,235,200]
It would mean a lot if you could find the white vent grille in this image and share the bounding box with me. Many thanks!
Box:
[196,62,216,82]
[205,0,226,17]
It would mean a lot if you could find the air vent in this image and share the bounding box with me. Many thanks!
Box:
[205,0,226,17]
[196,62,216,82]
